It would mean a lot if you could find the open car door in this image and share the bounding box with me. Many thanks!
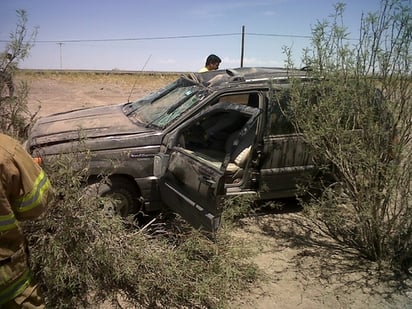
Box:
[154,103,261,232]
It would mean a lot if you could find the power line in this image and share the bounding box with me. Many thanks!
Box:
[248,32,312,39]
[0,32,316,44]
[248,32,358,41]
[0,33,239,44]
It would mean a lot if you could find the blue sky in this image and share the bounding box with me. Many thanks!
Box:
[0,0,381,72]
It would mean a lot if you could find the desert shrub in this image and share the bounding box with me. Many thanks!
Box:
[283,0,412,272]
[222,194,285,228]
[222,194,259,225]
[0,9,38,139]
[24,152,259,308]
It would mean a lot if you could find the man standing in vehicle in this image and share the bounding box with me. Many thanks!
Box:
[0,133,53,308]
[199,54,221,72]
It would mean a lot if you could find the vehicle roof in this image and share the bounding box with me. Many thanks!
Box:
[186,67,310,89]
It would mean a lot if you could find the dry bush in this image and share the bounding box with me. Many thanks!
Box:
[0,82,37,137]
[0,9,38,139]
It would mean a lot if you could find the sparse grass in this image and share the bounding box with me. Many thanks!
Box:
[17,70,179,88]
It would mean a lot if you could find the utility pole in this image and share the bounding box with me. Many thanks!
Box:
[58,42,63,69]
[240,25,245,68]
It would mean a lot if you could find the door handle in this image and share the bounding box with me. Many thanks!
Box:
[199,175,216,187]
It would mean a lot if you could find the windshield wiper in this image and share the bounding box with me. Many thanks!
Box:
[165,96,190,115]
[125,99,152,116]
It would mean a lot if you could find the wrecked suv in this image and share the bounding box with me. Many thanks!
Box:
[26,67,314,231]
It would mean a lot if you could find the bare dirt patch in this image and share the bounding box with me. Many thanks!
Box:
[230,205,412,308]
[21,71,178,117]
[23,71,412,309]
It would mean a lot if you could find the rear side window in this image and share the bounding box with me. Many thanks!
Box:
[268,93,295,135]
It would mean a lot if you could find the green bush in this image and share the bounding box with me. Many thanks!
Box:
[24,153,259,308]
[283,0,412,272]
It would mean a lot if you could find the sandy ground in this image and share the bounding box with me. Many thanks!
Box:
[22,71,412,309]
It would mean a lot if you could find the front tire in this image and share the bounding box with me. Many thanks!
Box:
[85,178,141,218]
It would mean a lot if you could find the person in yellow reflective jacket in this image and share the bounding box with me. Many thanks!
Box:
[0,133,53,308]
[198,54,221,72]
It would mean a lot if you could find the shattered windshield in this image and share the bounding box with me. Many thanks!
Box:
[125,78,209,129]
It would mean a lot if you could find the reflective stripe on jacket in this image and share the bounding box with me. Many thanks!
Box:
[11,169,51,214]
[0,133,52,304]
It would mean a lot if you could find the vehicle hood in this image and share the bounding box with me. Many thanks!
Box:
[28,104,157,149]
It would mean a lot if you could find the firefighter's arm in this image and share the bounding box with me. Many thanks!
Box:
[10,142,53,221]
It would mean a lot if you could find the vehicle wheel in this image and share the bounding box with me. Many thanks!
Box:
[84,178,141,218]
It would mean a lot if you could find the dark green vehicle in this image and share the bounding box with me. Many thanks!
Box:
[26,67,314,231]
